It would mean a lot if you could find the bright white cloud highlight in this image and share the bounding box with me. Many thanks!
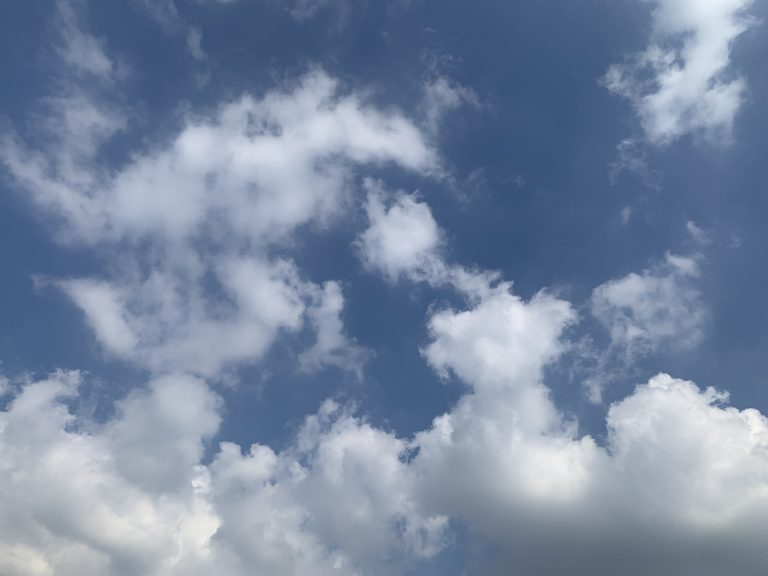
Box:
[604,0,756,144]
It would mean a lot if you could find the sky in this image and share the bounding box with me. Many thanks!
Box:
[1,0,768,575]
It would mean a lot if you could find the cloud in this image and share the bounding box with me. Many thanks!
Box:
[423,286,575,397]
[356,180,501,297]
[604,0,756,145]
[5,289,768,576]
[3,5,768,575]
[2,230,768,576]
[410,269,767,575]
[3,22,436,376]
[4,68,433,245]
[299,282,371,378]
[54,0,114,78]
[585,252,707,401]
[358,179,444,282]
[591,252,706,357]
[0,371,444,576]
[0,371,219,576]
[421,76,479,134]
[58,279,138,358]
[356,194,767,573]
[686,219,711,244]
[608,138,662,188]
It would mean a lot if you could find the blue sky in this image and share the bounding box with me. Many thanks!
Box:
[1,1,768,575]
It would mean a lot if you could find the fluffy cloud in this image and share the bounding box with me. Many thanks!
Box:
[358,179,444,282]
[604,0,756,144]
[585,252,707,401]
[0,371,444,576]
[355,191,767,573]
[58,257,311,376]
[4,69,434,245]
[2,265,768,576]
[591,252,706,357]
[3,3,768,575]
[2,3,435,377]
[412,276,768,575]
[0,372,219,576]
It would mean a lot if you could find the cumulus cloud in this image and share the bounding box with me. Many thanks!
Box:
[591,252,706,356]
[5,269,767,576]
[585,252,707,401]
[0,371,444,576]
[2,7,436,377]
[604,0,756,145]
[3,4,768,575]
[355,191,767,573]
[411,270,768,575]
[358,179,444,282]
[2,212,768,576]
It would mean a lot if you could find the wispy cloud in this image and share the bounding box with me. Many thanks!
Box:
[604,0,757,145]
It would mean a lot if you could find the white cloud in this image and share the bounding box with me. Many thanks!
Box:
[299,282,371,378]
[604,0,756,145]
[356,181,507,299]
[423,286,575,397]
[3,45,436,376]
[358,179,444,282]
[591,252,706,356]
[8,69,434,245]
[0,371,219,576]
[421,76,479,134]
[411,272,768,575]
[59,279,138,358]
[2,251,768,576]
[586,252,707,401]
[0,371,444,576]
[55,0,114,78]
[59,257,330,377]
[2,1,445,380]
[4,5,768,575]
